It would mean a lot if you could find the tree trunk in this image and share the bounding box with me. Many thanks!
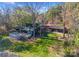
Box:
[62,5,66,39]
[63,22,65,38]
[32,13,36,40]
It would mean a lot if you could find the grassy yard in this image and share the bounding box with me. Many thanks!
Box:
[0,32,77,57]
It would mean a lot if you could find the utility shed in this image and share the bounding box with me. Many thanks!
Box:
[41,24,68,33]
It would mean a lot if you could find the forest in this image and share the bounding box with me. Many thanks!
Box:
[0,2,79,57]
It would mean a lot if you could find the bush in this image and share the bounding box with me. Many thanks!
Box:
[0,38,13,49]
[64,41,70,47]
[64,47,75,57]
[10,42,33,52]
[13,45,27,52]
[47,33,60,40]
[0,35,2,41]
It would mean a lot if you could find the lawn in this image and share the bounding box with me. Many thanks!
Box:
[0,32,76,57]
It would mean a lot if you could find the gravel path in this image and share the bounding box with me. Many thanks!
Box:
[0,51,19,57]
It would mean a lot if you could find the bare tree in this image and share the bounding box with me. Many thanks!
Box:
[24,2,46,39]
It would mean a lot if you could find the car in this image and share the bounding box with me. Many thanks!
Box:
[9,31,33,40]
[9,32,21,40]
[9,26,34,40]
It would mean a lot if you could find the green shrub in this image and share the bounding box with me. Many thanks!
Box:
[64,47,75,57]
[47,33,58,38]
[35,38,43,44]
[10,42,33,52]
[13,45,27,52]
[64,41,71,47]
[0,38,13,49]
[0,35,2,41]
